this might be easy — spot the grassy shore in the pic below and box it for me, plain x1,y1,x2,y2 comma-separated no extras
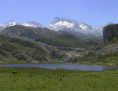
0,68,118,91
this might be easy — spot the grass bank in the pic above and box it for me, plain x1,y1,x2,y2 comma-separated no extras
0,67,118,91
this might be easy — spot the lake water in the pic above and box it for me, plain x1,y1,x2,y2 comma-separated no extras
0,63,118,71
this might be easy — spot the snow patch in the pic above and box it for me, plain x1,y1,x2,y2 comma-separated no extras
79,24,88,30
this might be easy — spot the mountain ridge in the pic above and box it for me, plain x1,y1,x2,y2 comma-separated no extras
0,17,103,38
2,25,103,49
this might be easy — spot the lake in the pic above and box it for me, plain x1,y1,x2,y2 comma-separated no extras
0,63,118,71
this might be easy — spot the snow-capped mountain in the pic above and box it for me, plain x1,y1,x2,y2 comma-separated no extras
6,20,17,27
49,17,93,31
23,21,42,27
0,20,18,31
0,20,42,28
0,18,103,37
48,17,103,37
0,21,42,31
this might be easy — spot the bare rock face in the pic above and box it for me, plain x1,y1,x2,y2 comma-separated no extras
103,24,118,43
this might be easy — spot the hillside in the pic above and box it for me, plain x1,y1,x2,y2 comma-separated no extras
0,34,91,63
78,24,118,66
78,43,118,66
2,25,103,49
0,34,69,63
103,24,118,43
0,35,49,63
0,25,104,63
3,24,118,65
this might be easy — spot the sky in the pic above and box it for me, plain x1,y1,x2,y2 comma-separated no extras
0,0,118,26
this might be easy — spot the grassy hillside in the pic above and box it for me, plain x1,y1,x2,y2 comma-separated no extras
78,52,118,66
0,68,118,91
0,35,49,63
2,25,103,49
0,34,70,63
4,25,118,65
0,34,88,63
77,41,118,66
75,24,118,66
78,36,118,66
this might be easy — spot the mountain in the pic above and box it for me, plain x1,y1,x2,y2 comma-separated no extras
103,24,118,43
0,21,18,31
0,26,4,32
23,21,43,27
48,17,103,38
0,34,91,64
49,17,92,31
0,34,70,63
0,22,118,65
0,20,42,31
2,20,17,27
78,24,118,66
77,42,118,66
2,25,103,49
0,17,103,38
0,34,47,63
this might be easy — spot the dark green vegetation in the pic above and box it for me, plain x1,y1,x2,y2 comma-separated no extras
103,24,118,43
0,68,118,91
0,24,118,65
0,34,66,63
0,35,46,63
78,51,118,66
2,25,102,48
0,25,103,63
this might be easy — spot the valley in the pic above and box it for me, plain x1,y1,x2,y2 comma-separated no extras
0,1,118,91
0,19,118,66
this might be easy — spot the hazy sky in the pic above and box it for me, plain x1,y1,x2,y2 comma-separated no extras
0,0,118,26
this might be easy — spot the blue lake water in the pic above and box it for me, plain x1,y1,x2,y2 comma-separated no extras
0,63,118,71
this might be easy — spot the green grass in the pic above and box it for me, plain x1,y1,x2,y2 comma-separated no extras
79,53,118,66
0,68,118,91
93,53,118,66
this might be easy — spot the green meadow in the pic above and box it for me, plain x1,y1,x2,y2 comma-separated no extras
0,67,118,91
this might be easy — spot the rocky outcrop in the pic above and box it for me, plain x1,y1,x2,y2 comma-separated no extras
97,44,118,55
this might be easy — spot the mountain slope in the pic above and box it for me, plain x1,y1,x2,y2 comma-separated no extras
0,34,49,63
0,34,68,63
2,25,103,49
77,43,118,66
0,34,91,63
78,24,118,66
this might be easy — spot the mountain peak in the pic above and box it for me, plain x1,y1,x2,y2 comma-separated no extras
6,20,17,26
0,18,103,37
49,17,93,32
51,17,61,24
49,17,77,31
51,17,78,24
23,21,42,27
